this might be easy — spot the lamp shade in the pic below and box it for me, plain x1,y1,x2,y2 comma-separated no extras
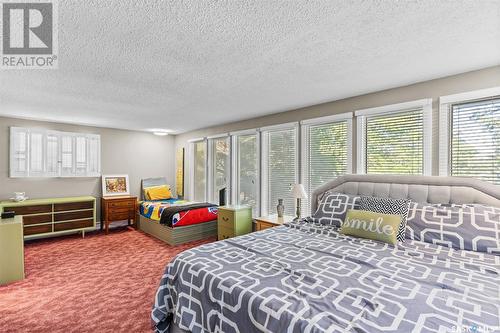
291,184,308,199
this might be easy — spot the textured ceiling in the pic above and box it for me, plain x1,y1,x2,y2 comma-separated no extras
1,0,499,134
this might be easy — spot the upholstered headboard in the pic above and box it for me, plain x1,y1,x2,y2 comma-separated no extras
141,177,168,200
311,175,500,212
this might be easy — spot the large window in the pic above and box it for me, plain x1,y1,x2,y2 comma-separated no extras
301,114,352,215
192,140,207,202
232,132,259,215
356,99,432,175
208,136,230,204
10,127,101,178
261,124,298,216
440,88,500,184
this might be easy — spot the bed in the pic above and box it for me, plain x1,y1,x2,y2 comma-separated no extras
152,175,500,333
138,177,218,246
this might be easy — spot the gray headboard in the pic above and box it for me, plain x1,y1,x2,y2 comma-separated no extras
141,177,169,200
311,175,500,212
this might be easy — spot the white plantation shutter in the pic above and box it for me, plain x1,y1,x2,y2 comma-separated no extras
193,140,207,202
451,97,499,184
233,132,259,216
302,119,350,215
9,127,101,177
262,125,298,216
209,136,230,204
365,110,424,174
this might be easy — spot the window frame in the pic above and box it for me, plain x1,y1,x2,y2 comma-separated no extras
355,99,432,175
188,138,208,202
207,134,231,205
260,122,299,216
439,86,500,178
300,112,353,215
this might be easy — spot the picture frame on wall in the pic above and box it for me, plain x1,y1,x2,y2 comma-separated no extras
102,174,130,197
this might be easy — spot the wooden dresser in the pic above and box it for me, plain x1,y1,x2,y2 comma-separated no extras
0,196,96,240
217,205,252,240
0,216,24,285
101,196,137,234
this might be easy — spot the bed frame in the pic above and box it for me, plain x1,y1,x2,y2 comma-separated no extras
138,177,217,246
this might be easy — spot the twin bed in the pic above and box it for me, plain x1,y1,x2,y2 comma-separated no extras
150,175,500,333
138,177,218,246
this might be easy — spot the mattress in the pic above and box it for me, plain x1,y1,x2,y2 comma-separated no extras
139,199,218,228
152,220,500,333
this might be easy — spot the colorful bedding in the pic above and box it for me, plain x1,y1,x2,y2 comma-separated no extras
139,199,218,228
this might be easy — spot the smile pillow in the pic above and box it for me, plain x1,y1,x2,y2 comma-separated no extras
340,209,402,245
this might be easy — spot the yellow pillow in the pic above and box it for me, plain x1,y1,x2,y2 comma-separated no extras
145,185,172,200
340,209,402,245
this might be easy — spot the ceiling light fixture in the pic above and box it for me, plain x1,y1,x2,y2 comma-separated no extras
153,131,169,136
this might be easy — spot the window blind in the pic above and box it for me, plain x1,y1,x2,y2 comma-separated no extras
235,134,259,215
305,121,348,214
263,127,297,215
193,141,207,201
210,137,230,204
366,110,424,175
451,97,499,184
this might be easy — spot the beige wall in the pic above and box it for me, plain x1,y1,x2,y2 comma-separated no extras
0,117,176,217
175,65,500,190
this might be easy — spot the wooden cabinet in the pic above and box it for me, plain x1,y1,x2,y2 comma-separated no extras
0,216,24,285
255,215,294,231
0,197,96,240
101,196,137,234
217,205,252,240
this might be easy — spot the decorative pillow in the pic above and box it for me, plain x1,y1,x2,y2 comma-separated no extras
312,192,360,227
145,185,172,200
406,203,500,254
340,209,401,245
360,196,410,242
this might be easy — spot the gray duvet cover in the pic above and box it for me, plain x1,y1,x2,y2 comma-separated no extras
152,220,500,333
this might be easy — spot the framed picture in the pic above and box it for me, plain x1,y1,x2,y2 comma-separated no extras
102,174,129,197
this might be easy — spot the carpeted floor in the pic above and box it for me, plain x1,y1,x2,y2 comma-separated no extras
0,227,214,333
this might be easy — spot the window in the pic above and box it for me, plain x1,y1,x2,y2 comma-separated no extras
261,124,298,216
232,131,259,215
440,87,500,184
356,99,432,175
9,127,101,178
192,140,207,202
301,113,352,215
208,136,230,204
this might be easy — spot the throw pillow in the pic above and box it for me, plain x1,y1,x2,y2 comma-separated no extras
312,192,360,227
340,209,401,245
145,185,172,200
360,196,411,242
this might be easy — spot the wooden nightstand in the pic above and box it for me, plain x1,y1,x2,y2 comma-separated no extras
217,205,252,240
101,196,137,234
255,215,295,231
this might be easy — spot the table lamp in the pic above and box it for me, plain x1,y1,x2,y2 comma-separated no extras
291,184,308,220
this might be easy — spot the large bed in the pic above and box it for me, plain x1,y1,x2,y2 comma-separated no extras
138,177,218,246
152,175,500,333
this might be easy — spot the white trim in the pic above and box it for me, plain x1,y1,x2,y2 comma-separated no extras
300,112,353,125
187,137,205,143
260,121,299,132
438,86,500,177
206,133,229,140
229,128,259,136
355,99,432,117
355,99,432,175
439,86,500,104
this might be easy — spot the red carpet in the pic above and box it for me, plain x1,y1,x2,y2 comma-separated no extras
0,227,214,333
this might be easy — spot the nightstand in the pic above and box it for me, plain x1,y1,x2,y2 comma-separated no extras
0,216,24,285
255,215,294,231
101,196,138,234
217,205,252,240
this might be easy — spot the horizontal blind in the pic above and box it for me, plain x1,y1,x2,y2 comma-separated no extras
366,110,423,174
451,97,499,184
193,141,207,202
236,134,259,215
306,121,348,214
210,137,230,204
265,128,297,215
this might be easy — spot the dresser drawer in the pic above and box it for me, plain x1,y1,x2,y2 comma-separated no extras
54,210,93,222
108,211,133,221
24,224,52,235
54,201,94,212
54,219,93,231
108,200,136,209
257,221,275,231
23,214,52,226
5,204,52,215
218,210,234,226
218,226,234,241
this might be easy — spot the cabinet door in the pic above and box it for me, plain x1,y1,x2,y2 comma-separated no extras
9,127,29,177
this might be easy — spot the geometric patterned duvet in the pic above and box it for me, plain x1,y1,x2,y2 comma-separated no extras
152,220,500,333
